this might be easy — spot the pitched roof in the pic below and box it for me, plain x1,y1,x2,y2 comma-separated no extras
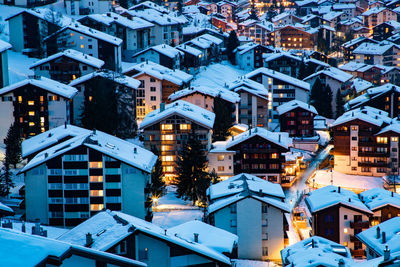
360,188,400,211
362,6,387,16
81,12,154,30
276,100,318,115
333,106,391,127
126,8,187,26
304,67,353,83
346,84,400,109
351,78,373,94
58,23,122,46
69,70,140,89
133,44,183,59
140,100,215,129
0,39,11,53
353,42,397,55
168,85,240,103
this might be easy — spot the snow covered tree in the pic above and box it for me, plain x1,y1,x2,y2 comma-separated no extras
0,163,14,197
116,85,137,138
226,30,240,64
175,131,210,205
4,123,21,168
212,95,235,141
335,89,345,119
150,148,166,199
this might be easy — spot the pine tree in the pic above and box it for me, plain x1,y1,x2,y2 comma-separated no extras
175,132,211,205
119,0,129,9
335,89,345,119
324,84,333,119
212,95,235,141
4,123,21,168
0,162,14,197
309,77,324,113
150,148,166,199
249,2,258,20
226,30,240,64
297,58,307,80
209,169,220,184
177,0,183,14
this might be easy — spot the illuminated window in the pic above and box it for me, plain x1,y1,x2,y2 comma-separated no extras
91,204,104,211
89,162,103,168
19,117,23,123
70,33,74,36
90,190,104,197
89,96,93,101
40,96,44,102
18,96,22,103
392,137,398,142
90,176,103,182
279,93,283,98
271,153,278,159
40,117,44,123
163,166,174,172
161,124,173,130
41,127,45,133
161,145,173,151
179,124,190,130
29,122,35,126
161,135,174,141
28,111,35,116
344,242,348,246
278,85,283,89
72,74,76,80
80,44,84,48
344,228,348,234
217,155,225,161
161,155,175,161
28,101,34,105
377,137,388,144
268,78,272,85
80,35,84,39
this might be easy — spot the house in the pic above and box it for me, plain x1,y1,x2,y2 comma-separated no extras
339,61,384,85
357,217,400,259
78,12,154,60
207,173,290,261
122,61,193,122
140,100,215,181
305,185,373,258
381,65,400,85
69,70,140,126
0,228,146,267
29,49,104,84
176,44,203,72
281,236,354,266
57,210,237,266
353,42,400,66
184,34,224,64
132,44,183,70
207,141,235,180
348,77,374,96
271,25,317,50
19,129,157,226
0,76,77,141
45,23,123,71
332,3,357,20
0,40,11,88
372,21,400,41
246,67,311,123
65,0,113,16
228,77,269,128
331,106,399,176
224,127,292,183
362,7,397,28
234,42,273,71
271,12,302,26
216,0,237,21
263,52,302,77
342,37,378,62
238,20,274,46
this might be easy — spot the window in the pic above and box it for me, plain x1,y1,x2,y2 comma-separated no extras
161,135,174,141
28,111,35,116
161,145,173,151
262,247,268,256
351,167,357,171
90,190,104,197
377,137,388,144
230,204,237,214
352,136,357,141
150,87,156,92
218,166,225,171
263,233,268,240
351,147,357,151
270,153,278,159
90,204,104,211
150,96,156,101
217,155,225,161
230,219,237,227
139,80,145,88
161,124,173,130
29,122,35,126
90,176,103,182
180,124,190,130
262,204,268,213
89,162,103,168
392,137,398,142
161,156,175,162
344,215,348,220
139,248,148,260
28,101,34,105
150,78,156,82
82,65,88,71
269,164,279,169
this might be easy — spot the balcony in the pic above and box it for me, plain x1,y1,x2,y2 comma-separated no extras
350,249,366,258
358,161,388,167
350,221,369,229
350,235,358,242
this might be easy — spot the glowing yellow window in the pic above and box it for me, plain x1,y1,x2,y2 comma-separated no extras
377,137,388,144
271,153,278,159
90,176,103,182
279,93,284,98
89,96,93,101
90,190,104,197
72,74,76,80
29,122,35,126
392,137,398,142
161,135,174,141
162,155,174,161
344,228,348,234
40,96,44,102
217,155,225,161
180,124,190,130
90,204,104,211
80,44,84,48
28,111,35,116
28,101,34,105
161,124,173,130
278,85,283,89
40,117,44,123
41,127,45,133
18,96,22,103
80,35,84,39
163,166,174,172
89,162,103,168
161,145,173,151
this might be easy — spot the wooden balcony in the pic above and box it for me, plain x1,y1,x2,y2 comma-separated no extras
350,249,366,258
350,221,369,229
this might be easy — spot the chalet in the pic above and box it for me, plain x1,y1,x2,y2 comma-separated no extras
362,7,397,28
207,141,235,180
263,52,302,77
207,173,290,261
271,12,302,26
238,20,274,46
182,27,228,44
342,37,378,62
372,21,400,41
332,3,357,20
132,44,183,70
339,61,384,85
29,49,104,84
176,44,203,72
65,0,113,16
140,100,215,181
19,129,157,226
271,25,317,50
234,42,273,71
0,40,11,88
184,34,224,64
0,76,77,140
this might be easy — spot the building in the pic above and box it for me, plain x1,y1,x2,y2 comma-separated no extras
207,173,290,261
57,210,237,267
305,185,373,258
271,12,302,26
271,25,317,50
19,129,157,226
140,100,215,181
132,44,183,70
65,0,113,16
263,52,302,77
207,141,235,180
362,7,397,28
277,100,318,137
0,40,11,88
238,20,274,46
342,37,378,62
29,49,104,84
184,34,224,64
352,42,400,66
0,76,77,140
176,43,203,72
224,127,292,183
0,228,146,267
234,42,273,71
281,236,354,266
122,61,193,122
228,77,269,128
339,62,384,85
78,12,154,60
372,21,400,41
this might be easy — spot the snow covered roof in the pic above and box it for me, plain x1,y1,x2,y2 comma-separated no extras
0,202,14,215
276,100,318,115
360,188,400,211
209,140,234,153
176,44,202,56
0,76,77,99
20,130,157,174
168,85,240,103
6,8,72,27
346,84,400,109
81,12,154,30
126,9,187,26
187,36,213,49
0,228,145,267
69,70,140,89
234,42,260,55
129,0,170,14
375,20,400,29
305,185,372,214
271,12,294,22
338,61,367,72
322,11,343,21
333,3,356,9
228,77,266,95
30,49,104,69
58,210,234,265
133,44,183,59
198,33,223,45
333,106,391,127
353,42,397,55
357,217,400,256
362,6,387,16
22,124,91,159
263,51,302,63
304,67,353,83
0,39,11,53
314,115,333,130
246,68,310,91
123,61,192,85
226,127,292,150
376,122,400,135
351,78,373,94
140,100,215,129
305,57,330,68
281,236,353,267
60,23,122,46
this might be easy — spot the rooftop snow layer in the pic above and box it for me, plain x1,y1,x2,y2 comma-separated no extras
360,188,400,211
333,106,391,127
81,12,154,30
61,23,122,46
176,44,202,56
304,67,353,83
0,76,77,99
347,84,400,109
168,85,240,103
246,68,310,91
362,6,387,16
276,100,318,115
140,100,215,129
353,42,397,55
69,70,140,89
126,8,186,26
134,44,183,59
351,78,373,94
0,39,11,53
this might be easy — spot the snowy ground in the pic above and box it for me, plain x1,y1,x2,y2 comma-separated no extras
191,61,247,89
8,51,37,83
152,186,204,228
232,259,278,267
316,130,330,146
0,5,25,42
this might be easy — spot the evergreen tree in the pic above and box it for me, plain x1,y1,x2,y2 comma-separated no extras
324,84,333,119
119,0,129,9
226,30,240,64
335,89,345,119
249,2,258,20
209,169,220,184
297,58,307,80
309,77,324,112
175,132,210,205
177,0,183,14
0,162,14,197
4,123,21,168
150,148,166,199
212,95,235,141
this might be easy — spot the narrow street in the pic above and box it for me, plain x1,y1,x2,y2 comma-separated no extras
284,145,334,212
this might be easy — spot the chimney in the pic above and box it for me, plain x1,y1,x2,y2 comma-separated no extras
338,259,345,267
338,186,341,193
377,226,381,239
164,229,167,235
279,134,281,142
146,59,148,64
32,219,41,236
107,12,111,17
312,238,315,248
348,198,351,202
382,231,386,243
384,245,390,261
21,222,25,233
232,135,234,141
194,233,199,242
259,189,262,194
86,233,93,247
64,121,67,129
134,147,137,154
93,129,97,134
392,191,394,197
160,103,165,112
44,153,48,158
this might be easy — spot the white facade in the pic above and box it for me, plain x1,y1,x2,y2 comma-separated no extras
207,150,234,180
7,14,24,52
236,49,255,71
65,0,112,16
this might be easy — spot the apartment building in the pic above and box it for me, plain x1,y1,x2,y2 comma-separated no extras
132,44,183,70
352,42,400,66
263,52,302,77
65,0,112,16
207,173,290,261
271,25,317,50
19,129,157,226
0,40,11,88
305,185,373,258
122,61,192,122
238,20,274,46
29,49,104,84
207,141,235,180
235,42,273,71
140,100,215,181
342,37,378,62
362,7,397,28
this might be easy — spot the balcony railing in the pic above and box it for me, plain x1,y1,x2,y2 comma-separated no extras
350,249,366,258
350,221,369,229
358,161,388,167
